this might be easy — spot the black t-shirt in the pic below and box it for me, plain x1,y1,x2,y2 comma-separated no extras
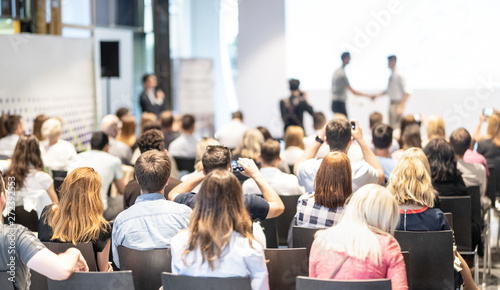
0,224,45,290
174,192,269,221
477,138,500,168
38,205,112,257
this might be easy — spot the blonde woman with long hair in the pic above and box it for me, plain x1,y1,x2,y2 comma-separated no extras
233,129,264,161
425,115,446,144
116,115,137,148
309,184,407,289
281,125,305,167
170,169,269,290
387,151,478,290
38,167,112,272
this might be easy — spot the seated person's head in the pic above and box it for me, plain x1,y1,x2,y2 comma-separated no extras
284,126,305,150
234,129,264,160
372,124,393,150
5,115,23,135
259,140,281,167
449,128,471,157
160,111,174,130
325,118,352,152
41,118,62,141
33,114,48,141
182,114,196,133
424,138,459,183
426,115,446,140
314,151,352,209
135,150,171,194
194,138,220,172
400,147,431,175
101,115,120,138
116,107,130,121
400,124,421,149
202,145,231,174
312,112,326,131
90,132,109,151
256,127,272,140
369,112,383,130
388,155,435,207
140,112,158,134
137,129,165,153
232,111,243,121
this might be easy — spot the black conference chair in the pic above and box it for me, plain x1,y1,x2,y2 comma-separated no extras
276,194,301,246
173,157,196,173
439,196,472,251
486,166,496,205
265,248,308,290
13,206,38,232
51,170,67,197
296,277,391,290
30,242,98,290
401,251,412,290
118,246,172,290
47,271,134,290
161,272,252,290
260,218,279,248
394,230,454,290
0,271,15,290
292,226,320,256
443,212,453,230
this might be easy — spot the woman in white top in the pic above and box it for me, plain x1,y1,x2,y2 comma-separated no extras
171,169,269,290
281,125,305,168
39,118,77,172
6,135,58,208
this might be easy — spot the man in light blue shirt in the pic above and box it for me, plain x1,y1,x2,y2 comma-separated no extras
112,150,192,269
372,123,398,184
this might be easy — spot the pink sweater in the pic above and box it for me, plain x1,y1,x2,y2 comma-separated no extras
309,233,408,290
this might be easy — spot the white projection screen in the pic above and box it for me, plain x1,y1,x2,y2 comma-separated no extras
286,0,500,133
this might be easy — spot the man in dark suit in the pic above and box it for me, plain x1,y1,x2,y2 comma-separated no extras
139,74,165,116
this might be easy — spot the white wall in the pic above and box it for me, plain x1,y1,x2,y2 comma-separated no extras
237,0,288,138
93,28,134,124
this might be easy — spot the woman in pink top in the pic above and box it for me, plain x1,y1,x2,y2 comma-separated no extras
309,184,407,290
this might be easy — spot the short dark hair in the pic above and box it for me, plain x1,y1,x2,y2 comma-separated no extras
326,118,351,152
372,124,393,149
160,111,174,129
5,115,22,134
90,132,109,150
116,107,129,120
449,128,471,156
257,126,272,140
289,79,300,91
137,129,165,153
313,112,326,130
135,150,171,193
260,140,280,164
341,52,350,61
232,111,243,120
142,73,154,84
388,55,397,61
182,114,195,131
369,112,383,129
202,145,231,174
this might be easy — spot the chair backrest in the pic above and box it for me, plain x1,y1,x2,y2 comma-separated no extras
276,194,301,245
43,242,97,271
487,166,496,203
265,248,308,290
260,218,279,248
0,272,15,290
13,206,38,232
118,246,171,290
443,212,453,230
494,164,500,196
47,271,134,290
51,170,67,198
161,272,252,290
292,226,319,256
296,276,391,290
466,186,482,230
438,196,472,251
400,251,412,290
394,230,454,290
173,157,196,172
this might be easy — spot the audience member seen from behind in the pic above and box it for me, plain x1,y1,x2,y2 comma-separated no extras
171,169,269,290
303,112,329,159
38,167,112,272
257,126,273,140
180,137,220,193
233,129,265,182
216,111,250,149
101,114,132,165
0,173,89,290
39,118,77,172
365,112,400,154
309,184,407,290
0,114,9,139
394,114,420,146
425,115,446,143
33,114,48,141
6,135,58,211
116,114,137,148
160,110,180,150
123,129,182,209
294,152,351,229
476,112,500,170
372,124,398,184
280,78,314,132
281,126,305,168
112,150,192,269
388,153,478,290
140,112,158,134
391,124,422,160
242,139,303,196
473,109,499,142
115,107,131,122
168,114,197,159
0,115,24,158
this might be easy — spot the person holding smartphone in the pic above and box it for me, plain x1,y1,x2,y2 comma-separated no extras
139,74,165,117
280,78,314,133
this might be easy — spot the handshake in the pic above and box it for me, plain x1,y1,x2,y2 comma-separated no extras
366,92,385,101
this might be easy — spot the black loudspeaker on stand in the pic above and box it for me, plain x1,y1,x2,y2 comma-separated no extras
100,41,120,115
